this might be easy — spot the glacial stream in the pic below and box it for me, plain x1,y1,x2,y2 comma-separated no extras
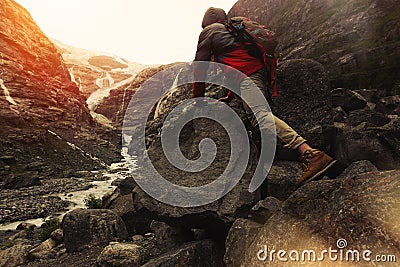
0,161,132,231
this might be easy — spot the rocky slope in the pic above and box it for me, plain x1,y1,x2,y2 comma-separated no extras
229,0,400,91
0,0,123,175
6,58,399,266
1,0,400,266
0,0,123,225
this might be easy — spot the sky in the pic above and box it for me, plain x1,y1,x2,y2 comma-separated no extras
15,0,238,65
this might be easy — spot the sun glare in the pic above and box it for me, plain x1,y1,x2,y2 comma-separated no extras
14,0,238,64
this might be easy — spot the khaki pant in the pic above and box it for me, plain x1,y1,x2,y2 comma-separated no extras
240,69,306,151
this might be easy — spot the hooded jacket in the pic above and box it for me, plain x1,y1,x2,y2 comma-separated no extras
193,7,264,97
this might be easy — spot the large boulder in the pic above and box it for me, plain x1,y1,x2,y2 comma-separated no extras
62,209,129,252
123,63,262,236
331,88,367,113
272,59,333,150
330,121,400,169
0,243,31,267
97,242,143,267
224,161,400,266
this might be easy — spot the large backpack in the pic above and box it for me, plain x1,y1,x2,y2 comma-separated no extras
226,16,278,98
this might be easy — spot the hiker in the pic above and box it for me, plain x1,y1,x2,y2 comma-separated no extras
192,7,337,185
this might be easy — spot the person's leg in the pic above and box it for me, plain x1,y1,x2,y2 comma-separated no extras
240,70,337,185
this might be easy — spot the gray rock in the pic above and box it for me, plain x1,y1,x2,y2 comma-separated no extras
225,165,400,266
229,0,400,90
62,209,129,252
331,88,368,113
353,89,382,103
107,193,151,236
273,59,332,149
149,220,193,251
348,109,390,127
0,156,17,165
16,222,36,231
97,242,143,267
142,240,224,267
224,218,263,267
0,243,31,267
28,238,57,260
377,95,400,115
249,197,283,224
3,172,41,189
330,122,400,169
125,72,261,233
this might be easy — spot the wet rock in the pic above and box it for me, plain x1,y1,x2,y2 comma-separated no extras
106,193,151,236
353,89,383,103
0,242,31,267
25,162,45,172
331,88,368,113
142,240,224,267
62,209,129,252
225,162,400,266
96,242,143,267
3,172,41,189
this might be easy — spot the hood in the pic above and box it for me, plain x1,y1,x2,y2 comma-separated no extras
201,7,227,28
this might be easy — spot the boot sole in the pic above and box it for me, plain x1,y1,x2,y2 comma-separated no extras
297,159,338,186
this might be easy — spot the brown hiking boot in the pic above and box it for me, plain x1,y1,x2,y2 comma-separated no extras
296,149,337,185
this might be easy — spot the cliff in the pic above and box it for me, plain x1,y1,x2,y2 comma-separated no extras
229,0,400,91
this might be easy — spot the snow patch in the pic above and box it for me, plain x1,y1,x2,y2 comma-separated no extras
0,78,17,105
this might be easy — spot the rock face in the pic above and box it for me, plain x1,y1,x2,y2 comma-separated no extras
225,161,400,266
272,59,332,149
0,0,121,178
62,209,129,252
229,0,400,91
